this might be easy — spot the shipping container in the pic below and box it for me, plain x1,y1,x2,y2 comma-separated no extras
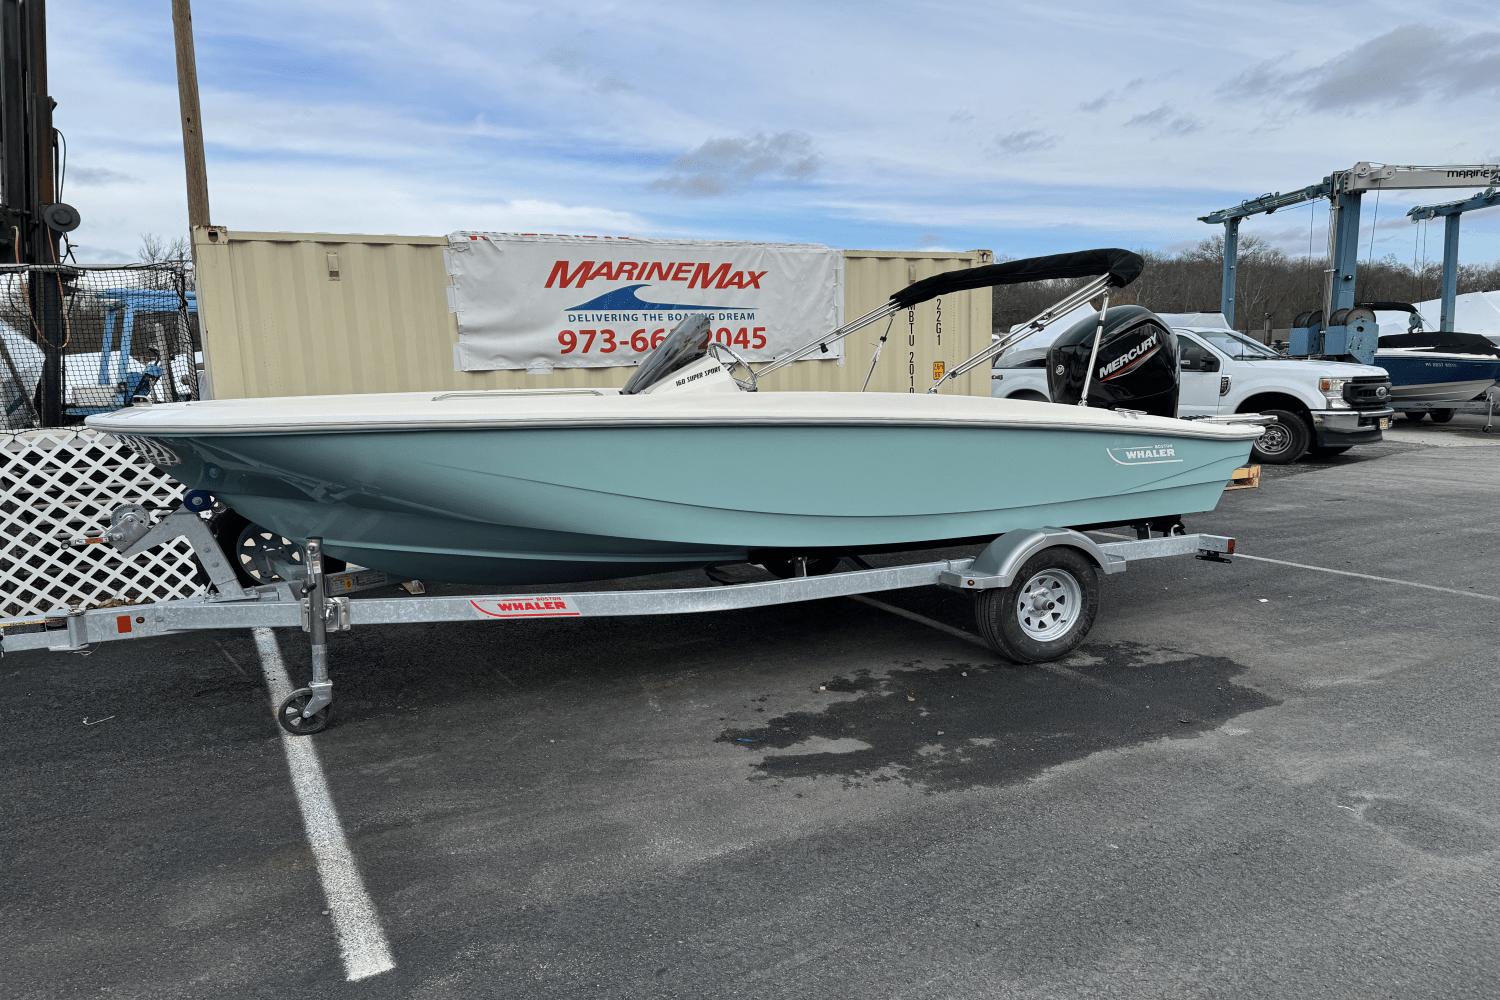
191,227,993,398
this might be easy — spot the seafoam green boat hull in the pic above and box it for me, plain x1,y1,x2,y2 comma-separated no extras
143,423,1253,584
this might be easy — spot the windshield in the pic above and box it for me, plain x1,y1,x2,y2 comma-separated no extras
620,315,712,395
1190,328,1280,360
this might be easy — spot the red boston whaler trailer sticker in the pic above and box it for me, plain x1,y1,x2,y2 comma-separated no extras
469,597,582,619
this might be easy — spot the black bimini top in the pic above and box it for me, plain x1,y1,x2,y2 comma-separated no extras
889,249,1144,309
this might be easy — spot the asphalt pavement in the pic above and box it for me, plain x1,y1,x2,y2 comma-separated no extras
3,427,1499,999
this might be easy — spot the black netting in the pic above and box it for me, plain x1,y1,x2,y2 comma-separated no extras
0,260,198,430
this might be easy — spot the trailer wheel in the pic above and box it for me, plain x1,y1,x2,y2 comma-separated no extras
975,547,1099,663
277,688,332,735
1429,409,1456,424
1250,408,1311,464
1402,411,1427,423
211,510,345,586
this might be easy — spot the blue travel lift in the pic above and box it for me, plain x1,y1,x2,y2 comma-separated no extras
1199,161,1500,364
1406,188,1500,333
66,287,198,418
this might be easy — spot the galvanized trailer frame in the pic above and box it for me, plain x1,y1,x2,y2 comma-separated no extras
1,503,1236,735
1391,387,1498,432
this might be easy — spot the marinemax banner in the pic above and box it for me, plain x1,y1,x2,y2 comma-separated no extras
446,233,844,371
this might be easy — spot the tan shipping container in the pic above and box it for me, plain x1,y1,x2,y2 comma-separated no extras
192,227,993,399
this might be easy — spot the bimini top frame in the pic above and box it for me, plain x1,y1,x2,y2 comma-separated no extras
753,248,1145,394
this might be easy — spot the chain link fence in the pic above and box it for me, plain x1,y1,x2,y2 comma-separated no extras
0,260,198,430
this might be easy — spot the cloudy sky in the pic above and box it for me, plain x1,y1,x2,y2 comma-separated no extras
51,0,1500,270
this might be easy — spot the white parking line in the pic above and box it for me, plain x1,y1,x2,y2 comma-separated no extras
1091,531,1500,604
253,628,396,982
851,595,990,649
1232,553,1500,603
851,596,1122,692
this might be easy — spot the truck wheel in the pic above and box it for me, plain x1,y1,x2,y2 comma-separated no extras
1009,390,1049,402
1250,408,1311,464
1429,409,1456,424
974,548,1100,663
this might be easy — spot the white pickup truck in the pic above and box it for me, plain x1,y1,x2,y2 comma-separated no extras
991,325,1395,464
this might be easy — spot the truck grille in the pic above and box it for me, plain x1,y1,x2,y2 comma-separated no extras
1343,375,1392,409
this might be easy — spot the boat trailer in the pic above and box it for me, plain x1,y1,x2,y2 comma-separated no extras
1392,386,1498,432
1,503,1237,735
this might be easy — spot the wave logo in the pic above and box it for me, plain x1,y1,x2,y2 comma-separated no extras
566,283,738,313
1106,444,1182,466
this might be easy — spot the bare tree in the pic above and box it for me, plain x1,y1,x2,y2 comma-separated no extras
992,239,1500,334
135,233,194,291
137,233,190,263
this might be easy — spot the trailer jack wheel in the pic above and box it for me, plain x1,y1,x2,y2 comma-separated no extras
974,547,1100,663
277,687,333,735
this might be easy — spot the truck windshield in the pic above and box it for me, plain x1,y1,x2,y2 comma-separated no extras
1192,329,1280,360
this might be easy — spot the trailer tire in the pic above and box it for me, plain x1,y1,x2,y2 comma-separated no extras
1250,408,1311,464
975,547,1099,664
1402,411,1427,423
277,688,333,735
1429,409,1456,424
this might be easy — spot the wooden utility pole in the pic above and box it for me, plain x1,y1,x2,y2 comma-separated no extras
171,0,209,229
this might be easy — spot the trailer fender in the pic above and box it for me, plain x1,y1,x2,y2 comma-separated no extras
938,528,1119,591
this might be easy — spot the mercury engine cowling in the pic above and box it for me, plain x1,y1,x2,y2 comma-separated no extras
1046,305,1179,418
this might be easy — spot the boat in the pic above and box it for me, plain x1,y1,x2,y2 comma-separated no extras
1375,347,1498,404
1366,301,1500,404
88,249,1265,586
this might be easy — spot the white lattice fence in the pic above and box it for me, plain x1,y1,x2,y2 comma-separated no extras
2,428,204,617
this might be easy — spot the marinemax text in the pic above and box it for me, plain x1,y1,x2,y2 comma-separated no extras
546,259,769,290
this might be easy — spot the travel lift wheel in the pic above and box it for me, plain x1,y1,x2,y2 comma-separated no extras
974,547,1100,663
277,688,333,735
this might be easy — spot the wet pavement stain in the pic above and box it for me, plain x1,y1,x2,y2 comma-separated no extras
718,640,1277,792
1337,793,1500,857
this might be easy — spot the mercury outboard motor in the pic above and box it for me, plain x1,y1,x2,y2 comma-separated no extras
1046,305,1179,418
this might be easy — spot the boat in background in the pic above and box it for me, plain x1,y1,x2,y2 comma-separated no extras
1366,301,1500,405
90,250,1264,586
